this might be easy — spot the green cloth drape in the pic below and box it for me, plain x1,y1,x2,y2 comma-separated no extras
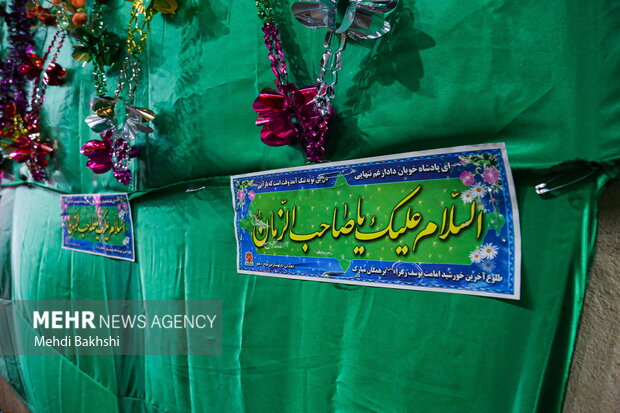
1,0,619,412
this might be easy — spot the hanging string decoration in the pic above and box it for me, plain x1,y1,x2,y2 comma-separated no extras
81,0,177,185
1,0,67,181
71,1,122,97
253,0,398,163
253,0,332,163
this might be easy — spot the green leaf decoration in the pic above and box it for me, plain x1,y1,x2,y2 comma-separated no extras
153,0,178,14
72,46,92,63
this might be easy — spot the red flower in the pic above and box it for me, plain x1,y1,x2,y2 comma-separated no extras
80,131,139,184
8,134,54,181
18,53,44,79
80,131,115,173
43,62,66,86
9,135,52,164
18,54,65,85
252,84,319,146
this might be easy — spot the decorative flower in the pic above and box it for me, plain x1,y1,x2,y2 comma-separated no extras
292,0,399,40
461,190,474,203
459,170,475,186
480,260,495,272
252,84,321,147
80,130,115,174
18,53,45,79
482,167,500,184
248,190,256,201
7,133,54,181
237,190,245,201
470,183,487,198
72,27,122,67
43,62,66,85
123,236,130,246
85,97,155,139
469,249,483,263
480,243,498,260
80,130,138,184
19,53,66,85
0,105,28,144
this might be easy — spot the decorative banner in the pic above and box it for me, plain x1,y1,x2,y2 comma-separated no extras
61,193,135,261
231,144,521,299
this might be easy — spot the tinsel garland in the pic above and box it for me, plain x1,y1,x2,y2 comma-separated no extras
0,0,36,125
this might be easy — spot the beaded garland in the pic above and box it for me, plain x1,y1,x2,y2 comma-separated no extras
253,0,332,163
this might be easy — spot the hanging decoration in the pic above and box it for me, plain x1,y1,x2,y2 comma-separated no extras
27,0,90,29
80,0,177,185
253,0,397,163
26,0,122,90
19,49,66,85
291,0,397,40
71,0,122,97
1,0,35,154
253,0,331,163
13,30,66,181
291,0,397,121
1,0,66,181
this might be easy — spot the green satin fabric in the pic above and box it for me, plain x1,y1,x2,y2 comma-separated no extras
1,0,619,412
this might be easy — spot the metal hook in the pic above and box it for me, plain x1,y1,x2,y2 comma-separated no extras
535,161,600,195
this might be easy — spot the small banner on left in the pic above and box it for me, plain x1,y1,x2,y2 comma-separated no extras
60,193,135,261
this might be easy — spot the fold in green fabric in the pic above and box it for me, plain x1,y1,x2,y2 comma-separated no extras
0,170,613,413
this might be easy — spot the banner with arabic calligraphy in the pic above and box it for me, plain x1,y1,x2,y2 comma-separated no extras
231,144,521,299
61,193,135,261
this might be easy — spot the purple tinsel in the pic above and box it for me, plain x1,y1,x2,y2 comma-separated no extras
0,0,36,122
262,23,289,92
257,22,331,163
